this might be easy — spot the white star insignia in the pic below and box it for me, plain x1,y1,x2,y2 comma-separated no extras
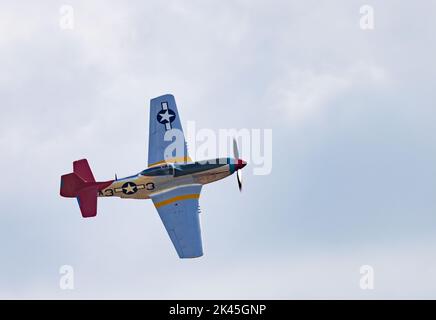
123,183,136,194
159,110,174,123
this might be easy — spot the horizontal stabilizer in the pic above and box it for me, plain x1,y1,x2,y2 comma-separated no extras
73,159,96,182
77,186,98,218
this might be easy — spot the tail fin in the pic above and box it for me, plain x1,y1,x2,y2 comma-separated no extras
60,159,113,218
60,173,86,197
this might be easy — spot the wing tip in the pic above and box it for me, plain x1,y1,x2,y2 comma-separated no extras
178,252,204,259
151,93,175,103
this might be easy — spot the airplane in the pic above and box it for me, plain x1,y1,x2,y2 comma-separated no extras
60,94,247,258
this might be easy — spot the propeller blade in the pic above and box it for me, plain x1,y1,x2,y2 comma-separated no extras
237,168,242,191
233,138,244,191
233,138,239,159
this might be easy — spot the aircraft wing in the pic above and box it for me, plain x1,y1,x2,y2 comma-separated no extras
150,184,203,258
148,94,191,167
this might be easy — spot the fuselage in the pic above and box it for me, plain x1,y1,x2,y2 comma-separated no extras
98,157,241,199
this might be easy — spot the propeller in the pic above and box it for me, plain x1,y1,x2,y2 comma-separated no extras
233,138,239,159
237,169,242,191
233,138,245,192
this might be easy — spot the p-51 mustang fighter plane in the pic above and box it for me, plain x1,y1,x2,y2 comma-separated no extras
60,94,246,258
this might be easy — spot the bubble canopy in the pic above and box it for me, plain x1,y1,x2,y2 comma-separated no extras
140,158,230,177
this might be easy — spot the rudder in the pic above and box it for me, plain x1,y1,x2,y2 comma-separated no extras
60,173,85,198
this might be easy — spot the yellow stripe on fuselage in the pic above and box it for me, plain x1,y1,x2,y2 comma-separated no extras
154,194,200,208
148,156,192,168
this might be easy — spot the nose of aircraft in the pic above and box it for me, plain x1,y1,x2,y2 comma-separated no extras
235,159,247,170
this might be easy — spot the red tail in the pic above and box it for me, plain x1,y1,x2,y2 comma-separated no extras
60,159,113,218
73,159,95,182
60,173,85,197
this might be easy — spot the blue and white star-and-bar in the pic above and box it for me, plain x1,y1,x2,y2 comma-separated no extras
157,101,176,130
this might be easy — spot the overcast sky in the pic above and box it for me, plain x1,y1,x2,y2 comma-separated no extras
1,0,436,299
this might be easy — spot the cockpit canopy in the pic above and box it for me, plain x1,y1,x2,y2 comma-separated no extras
140,158,229,177
140,164,174,176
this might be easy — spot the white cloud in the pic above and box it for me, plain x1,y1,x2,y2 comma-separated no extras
3,239,436,299
268,62,389,124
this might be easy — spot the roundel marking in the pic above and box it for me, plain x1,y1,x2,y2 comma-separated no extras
122,182,138,195
157,108,176,125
